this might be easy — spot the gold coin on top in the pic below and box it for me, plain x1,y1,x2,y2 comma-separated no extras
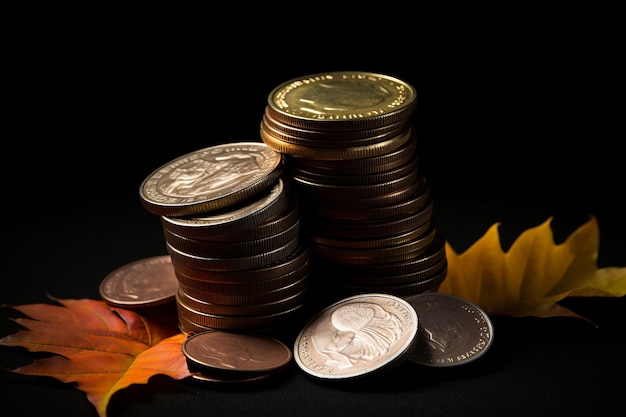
266,71,417,131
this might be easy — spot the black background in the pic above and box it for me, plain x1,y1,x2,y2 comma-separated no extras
2,9,624,417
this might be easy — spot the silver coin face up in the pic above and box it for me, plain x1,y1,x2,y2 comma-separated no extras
293,293,419,380
139,142,282,217
404,292,494,367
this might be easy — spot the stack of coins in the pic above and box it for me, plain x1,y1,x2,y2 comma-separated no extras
139,142,310,336
260,72,447,306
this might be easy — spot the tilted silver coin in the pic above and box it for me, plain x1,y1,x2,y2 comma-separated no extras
293,293,419,380
139,142,282,217
404,292,494,367
99,255,178,308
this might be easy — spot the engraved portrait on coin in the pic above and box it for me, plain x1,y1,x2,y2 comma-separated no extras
297,81,391,112
418,301,469,353
160,152,264,197
405,293,494,367
294,293,418,380
312,302,404,370
139,142,282,216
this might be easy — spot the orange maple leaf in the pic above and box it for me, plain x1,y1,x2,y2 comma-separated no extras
0,296,192,417
439,216,626,321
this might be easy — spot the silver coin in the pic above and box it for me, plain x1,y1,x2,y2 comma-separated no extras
139,142,282,217
404,292,494,367
293,293,418,380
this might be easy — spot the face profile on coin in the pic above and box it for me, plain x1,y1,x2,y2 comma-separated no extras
293,293,419,380
99,255,179,308
404,292,494,367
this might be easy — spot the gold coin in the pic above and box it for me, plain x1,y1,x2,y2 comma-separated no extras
262,107,410,141
261,124,413,160
284,130,417,175
266,71,417,131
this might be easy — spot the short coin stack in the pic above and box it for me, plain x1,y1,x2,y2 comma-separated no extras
260,72,447,306
139,142,310,336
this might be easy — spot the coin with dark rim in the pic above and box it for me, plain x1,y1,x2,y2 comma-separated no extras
404,292,494,367
293,293,418,380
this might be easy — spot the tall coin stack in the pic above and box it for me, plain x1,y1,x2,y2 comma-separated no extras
260,71,447,307
139,142,310,336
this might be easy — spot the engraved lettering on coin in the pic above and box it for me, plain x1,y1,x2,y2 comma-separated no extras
270,72,416,122
294,293,418,379
405,293,494,367
99,255,178,307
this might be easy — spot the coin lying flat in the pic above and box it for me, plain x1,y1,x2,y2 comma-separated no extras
293,293,418,380
404,292,494,367
99,255,178,308
182,331,293,379
139,142,282,217
266,71,417,131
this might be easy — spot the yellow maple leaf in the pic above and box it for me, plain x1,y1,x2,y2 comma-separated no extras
0,296,192,417
438,215,626,320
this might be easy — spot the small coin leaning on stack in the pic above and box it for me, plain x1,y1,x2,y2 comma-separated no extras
260,71,447,306
139,142,310,336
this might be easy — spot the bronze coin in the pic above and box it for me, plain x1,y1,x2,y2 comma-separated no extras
182,331,293,375
99,255,178,308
